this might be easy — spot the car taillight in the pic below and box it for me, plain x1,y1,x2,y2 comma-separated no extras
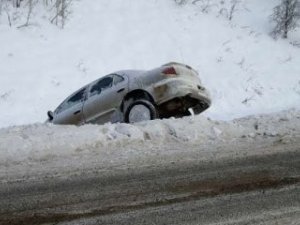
162,67,177,76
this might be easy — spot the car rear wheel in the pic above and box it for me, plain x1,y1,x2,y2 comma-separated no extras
124,99,158,123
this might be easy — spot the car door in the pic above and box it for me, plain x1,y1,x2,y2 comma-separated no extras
53,87,87,125
83,74,128,124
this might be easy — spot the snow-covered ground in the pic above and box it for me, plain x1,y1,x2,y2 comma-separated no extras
0,108,299,181
0,0,299,128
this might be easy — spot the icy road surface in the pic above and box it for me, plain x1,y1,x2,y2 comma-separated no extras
0,110,299,224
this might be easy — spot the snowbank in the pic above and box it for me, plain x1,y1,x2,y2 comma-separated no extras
0,109,299,182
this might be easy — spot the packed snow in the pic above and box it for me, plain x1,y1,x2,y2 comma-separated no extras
0,108,299,182
0,0,299,128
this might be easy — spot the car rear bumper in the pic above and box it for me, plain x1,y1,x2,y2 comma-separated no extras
153,78,211,106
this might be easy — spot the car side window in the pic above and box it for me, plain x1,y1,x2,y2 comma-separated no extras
90,76,113,96
113,74,125,85
56,88,86,114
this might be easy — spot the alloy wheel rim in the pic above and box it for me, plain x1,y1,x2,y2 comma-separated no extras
128,104,151,123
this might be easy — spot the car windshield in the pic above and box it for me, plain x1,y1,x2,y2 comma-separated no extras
55,88,86,114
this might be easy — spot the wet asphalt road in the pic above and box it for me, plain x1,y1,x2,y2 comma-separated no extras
0,139,299,225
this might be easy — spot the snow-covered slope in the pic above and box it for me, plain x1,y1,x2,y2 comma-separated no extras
0,0,299,128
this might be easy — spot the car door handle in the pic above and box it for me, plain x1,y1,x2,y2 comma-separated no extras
117,88,125,93
73,110,81,115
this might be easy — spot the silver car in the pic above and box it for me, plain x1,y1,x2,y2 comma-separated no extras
47,62,211,125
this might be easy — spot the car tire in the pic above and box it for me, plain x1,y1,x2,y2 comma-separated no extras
124,99,158,123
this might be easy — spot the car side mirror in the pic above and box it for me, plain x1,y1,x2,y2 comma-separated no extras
47,111,54,121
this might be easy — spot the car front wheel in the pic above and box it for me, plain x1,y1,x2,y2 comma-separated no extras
124,99,158,123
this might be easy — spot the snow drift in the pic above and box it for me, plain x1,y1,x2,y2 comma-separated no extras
0,109,299,182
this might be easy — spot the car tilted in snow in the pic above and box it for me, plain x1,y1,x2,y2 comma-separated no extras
47,62,211,125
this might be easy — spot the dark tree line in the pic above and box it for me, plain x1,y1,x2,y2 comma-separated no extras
5,0,23,8
1,0,71,28
270,0,300,38
173,0,300,39
2,0,300,35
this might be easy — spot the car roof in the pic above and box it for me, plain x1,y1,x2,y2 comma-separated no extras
115,70,146,78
